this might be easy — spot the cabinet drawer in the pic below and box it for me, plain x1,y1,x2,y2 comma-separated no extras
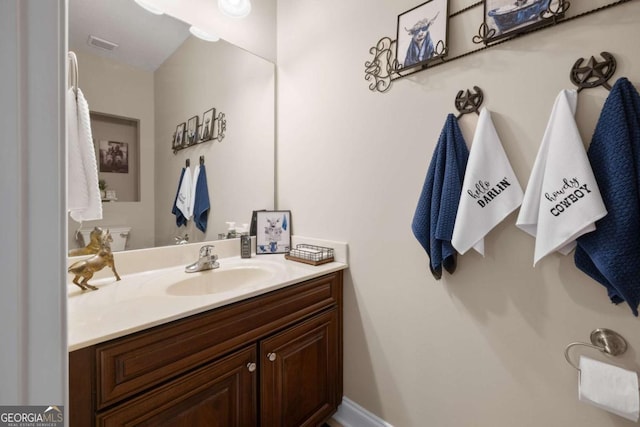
95,272,340,409
97,346,257,427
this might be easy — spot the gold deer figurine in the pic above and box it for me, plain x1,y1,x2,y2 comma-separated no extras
68,229,121,291
69,226,106,257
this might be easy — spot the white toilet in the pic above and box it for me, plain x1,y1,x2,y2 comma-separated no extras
78,226,131,252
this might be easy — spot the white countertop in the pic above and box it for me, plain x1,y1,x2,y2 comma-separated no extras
67,237,348,352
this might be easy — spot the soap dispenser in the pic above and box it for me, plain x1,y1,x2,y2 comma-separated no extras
225,222,237,239
240,234,251,258
236,223,251,257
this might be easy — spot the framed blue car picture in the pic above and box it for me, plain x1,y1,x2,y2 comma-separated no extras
396,0,449,71
484,0,559,42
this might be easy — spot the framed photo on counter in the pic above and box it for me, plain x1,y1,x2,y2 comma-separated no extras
256,210,291,254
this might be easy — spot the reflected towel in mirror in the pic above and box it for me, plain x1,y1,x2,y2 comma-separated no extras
68,87,102,222
172,167,187,227
192,164,210,232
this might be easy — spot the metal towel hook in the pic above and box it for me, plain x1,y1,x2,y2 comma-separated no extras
564,328,628,371
68,51,79,99
569,51,617,93
454,86,483,119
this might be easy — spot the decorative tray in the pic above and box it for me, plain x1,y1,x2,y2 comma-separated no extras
285,244,335,266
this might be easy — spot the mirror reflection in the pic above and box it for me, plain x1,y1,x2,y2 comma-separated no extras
67,0,275,252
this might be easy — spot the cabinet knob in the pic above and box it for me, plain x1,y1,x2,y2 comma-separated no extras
267,352,277,362
247,362,257,372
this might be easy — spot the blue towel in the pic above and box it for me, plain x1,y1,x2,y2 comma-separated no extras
574,77,640,316
171,168,187,227
412,114,469,279
193,165,211,232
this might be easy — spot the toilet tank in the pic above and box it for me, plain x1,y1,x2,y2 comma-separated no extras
78,226,131,252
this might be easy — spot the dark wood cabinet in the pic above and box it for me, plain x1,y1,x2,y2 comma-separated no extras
69,271,343,427
260,309,339,427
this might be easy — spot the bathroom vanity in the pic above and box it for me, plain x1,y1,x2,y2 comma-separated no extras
67,240,346,426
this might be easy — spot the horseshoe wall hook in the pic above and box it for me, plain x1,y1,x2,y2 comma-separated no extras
455,86,484,119
570,51,617,92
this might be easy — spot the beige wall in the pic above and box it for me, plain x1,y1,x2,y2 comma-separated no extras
277,1,640,426
154,36,275,247
66,50,155,250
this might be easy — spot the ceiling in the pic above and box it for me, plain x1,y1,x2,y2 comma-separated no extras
69,0,191,72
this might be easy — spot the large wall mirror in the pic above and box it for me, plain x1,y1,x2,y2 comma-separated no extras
67,0,275,252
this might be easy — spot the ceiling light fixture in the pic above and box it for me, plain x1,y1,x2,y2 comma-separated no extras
133,0,164,15
218,0,252,18
189,26,220,42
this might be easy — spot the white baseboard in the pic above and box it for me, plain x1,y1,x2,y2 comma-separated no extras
332,397,394,427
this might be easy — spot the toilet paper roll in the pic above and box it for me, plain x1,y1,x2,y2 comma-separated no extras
579,356,639,421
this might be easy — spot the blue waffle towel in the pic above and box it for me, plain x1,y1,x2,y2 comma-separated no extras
575,77,640,316
193,165,211,232
171,168,187,227
412,114,469,279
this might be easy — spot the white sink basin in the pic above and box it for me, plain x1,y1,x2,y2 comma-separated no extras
165,266,276,296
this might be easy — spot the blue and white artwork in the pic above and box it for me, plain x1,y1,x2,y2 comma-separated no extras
256,211,291,254
485,0,556,39
396,0,448,70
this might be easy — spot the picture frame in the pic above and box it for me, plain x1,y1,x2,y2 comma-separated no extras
396,0,449,71
186,115,199,146
256,210,291,254
200,108,216,142
174,122,186,149
484,0,558,42
98,140,129,173
250,209,267,236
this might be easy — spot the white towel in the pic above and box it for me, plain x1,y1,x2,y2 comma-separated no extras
68,88,102,222
189,164,200,219
516,89,607,266
452,108,523,255
579,356,639,421
176,165,192,220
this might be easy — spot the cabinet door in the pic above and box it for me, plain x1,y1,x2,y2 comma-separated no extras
97,346,257,427
260,309,339,427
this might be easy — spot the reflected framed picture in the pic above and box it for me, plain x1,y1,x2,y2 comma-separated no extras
484,0,558,42
174,122,185,149
186,115,199,146
200,108,215,142
396,0,449,71
256,210,291,254
98,140,129,173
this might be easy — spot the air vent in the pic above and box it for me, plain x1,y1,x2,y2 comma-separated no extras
87,35,119,51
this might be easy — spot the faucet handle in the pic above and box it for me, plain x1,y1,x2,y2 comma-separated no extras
199,245,216,257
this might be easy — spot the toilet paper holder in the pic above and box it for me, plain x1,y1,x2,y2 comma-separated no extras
564,328,628,371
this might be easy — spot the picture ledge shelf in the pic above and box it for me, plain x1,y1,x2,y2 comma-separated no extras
172,109,227,154
365,0,632,93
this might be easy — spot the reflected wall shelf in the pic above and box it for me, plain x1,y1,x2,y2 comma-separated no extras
172,110,227,154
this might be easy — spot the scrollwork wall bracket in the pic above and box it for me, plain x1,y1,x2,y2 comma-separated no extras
365,0,629,93
364,37,401,93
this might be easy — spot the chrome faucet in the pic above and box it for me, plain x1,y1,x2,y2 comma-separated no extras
185,244,220,273
175,233,189,245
